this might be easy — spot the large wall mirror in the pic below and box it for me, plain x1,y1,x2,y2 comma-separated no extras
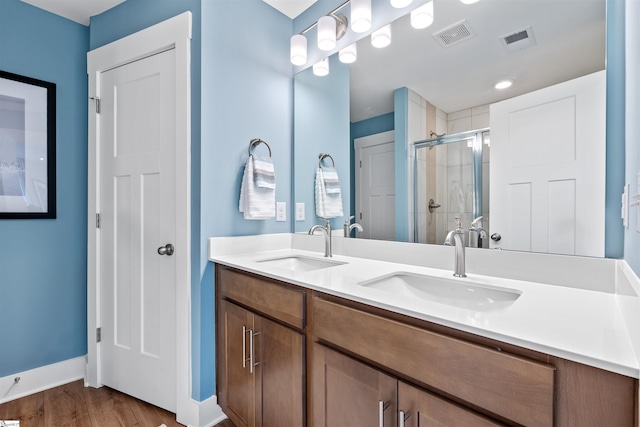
294,0,606,256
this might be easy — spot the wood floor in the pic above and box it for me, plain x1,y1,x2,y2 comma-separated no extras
0,380,235,427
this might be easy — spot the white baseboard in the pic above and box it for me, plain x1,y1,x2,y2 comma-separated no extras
0,356,86,404
197,394,227,427
178,393,226,427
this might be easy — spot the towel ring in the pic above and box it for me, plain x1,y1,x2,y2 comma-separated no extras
248,138,272,157
318,153,335,168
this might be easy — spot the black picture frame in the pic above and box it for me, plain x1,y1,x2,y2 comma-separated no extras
0,70,56,219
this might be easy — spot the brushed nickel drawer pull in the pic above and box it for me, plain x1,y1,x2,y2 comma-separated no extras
399,410,411,427
379,400,390,427
249,330,262,374
242,326,251,369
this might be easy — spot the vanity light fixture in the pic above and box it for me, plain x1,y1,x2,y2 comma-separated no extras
411,1,434,29
290,3,349,65
318,15,337,51
495,79,514,89
390,0,413,8
339,43,358,63
351,0,372,33
460,0,480,4
313,58,330,76
290,34,308,66
371,24,392,48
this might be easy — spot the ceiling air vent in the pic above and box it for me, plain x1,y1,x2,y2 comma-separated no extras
500,26,536,52
433,20,476,48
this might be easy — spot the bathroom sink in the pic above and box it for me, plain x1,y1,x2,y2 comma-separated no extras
358,272,521,312
256,255,346,272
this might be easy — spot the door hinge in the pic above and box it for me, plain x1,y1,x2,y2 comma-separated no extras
96,327,101,343
360,160,362,168
96,213,100,229
89,96,101,114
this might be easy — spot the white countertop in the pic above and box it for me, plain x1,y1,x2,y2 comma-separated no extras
208,234,640,379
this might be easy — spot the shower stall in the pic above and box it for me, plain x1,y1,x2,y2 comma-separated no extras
413,128,490,246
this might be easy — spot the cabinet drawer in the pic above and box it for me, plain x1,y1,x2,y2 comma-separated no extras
312,297,554,427
217,266,305,329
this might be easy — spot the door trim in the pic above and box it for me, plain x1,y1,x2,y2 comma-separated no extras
87,12,194,425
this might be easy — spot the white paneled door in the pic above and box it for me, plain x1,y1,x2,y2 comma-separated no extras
100,48,177,412
355,131,396,241
489,71,606,256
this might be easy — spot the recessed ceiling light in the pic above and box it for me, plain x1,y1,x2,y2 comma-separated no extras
494,79,514,89
460,0,480,4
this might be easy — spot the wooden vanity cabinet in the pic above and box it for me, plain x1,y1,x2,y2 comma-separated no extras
216,266,305,427
312,343,504,427
215,265,638,427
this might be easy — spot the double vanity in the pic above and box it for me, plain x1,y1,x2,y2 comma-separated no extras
209,233,639,426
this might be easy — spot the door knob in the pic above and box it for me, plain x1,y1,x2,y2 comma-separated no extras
157,243,175,256
490,233,502,241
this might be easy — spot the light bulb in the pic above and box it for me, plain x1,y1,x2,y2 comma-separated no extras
313,58,330,76
494,79,514,89
290,34,307,66
351,0,372,33
371,25,392,48
339,43,358,63
411,1,434,29
317,16,337,51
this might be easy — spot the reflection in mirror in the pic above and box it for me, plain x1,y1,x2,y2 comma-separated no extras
293,0,606,255
413,128,490,247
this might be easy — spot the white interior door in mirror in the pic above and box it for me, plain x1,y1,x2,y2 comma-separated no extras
490,70,606,256
355,131,396,241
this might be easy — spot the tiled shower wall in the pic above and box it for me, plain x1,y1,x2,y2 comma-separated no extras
417,103,491,245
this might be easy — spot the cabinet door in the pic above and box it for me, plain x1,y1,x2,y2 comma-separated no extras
312,343,397,427
255,315,304,427
219,300,256,427
398,382,504,427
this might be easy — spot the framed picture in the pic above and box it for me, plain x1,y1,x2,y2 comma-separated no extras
0,70,56,219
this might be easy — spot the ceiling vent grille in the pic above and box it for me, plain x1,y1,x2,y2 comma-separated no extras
433,20,476,48
500,26,536,52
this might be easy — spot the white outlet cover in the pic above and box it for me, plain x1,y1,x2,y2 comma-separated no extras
296,203,305,221
276,202,286,222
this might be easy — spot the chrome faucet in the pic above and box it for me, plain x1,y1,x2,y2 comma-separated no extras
468,216,488,248
344,215,363,238
309,219,332,257
444,217,467,277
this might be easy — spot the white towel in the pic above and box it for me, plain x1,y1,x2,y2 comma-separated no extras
315,167,343,218
239,155,275,220
321,166,341,194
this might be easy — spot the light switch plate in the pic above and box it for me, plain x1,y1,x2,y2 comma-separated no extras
622,184,629,228
295,203,305,221
637,172,640,232
276,202,286,222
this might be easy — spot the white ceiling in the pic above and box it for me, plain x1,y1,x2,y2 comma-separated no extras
349,0,606,122
262,0,317,18
20,0,126,25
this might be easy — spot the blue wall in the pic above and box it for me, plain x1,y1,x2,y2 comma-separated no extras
0,0,89,377
294,54,350,232
606,0,626,258
200,0,293,400
625,0,640,274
